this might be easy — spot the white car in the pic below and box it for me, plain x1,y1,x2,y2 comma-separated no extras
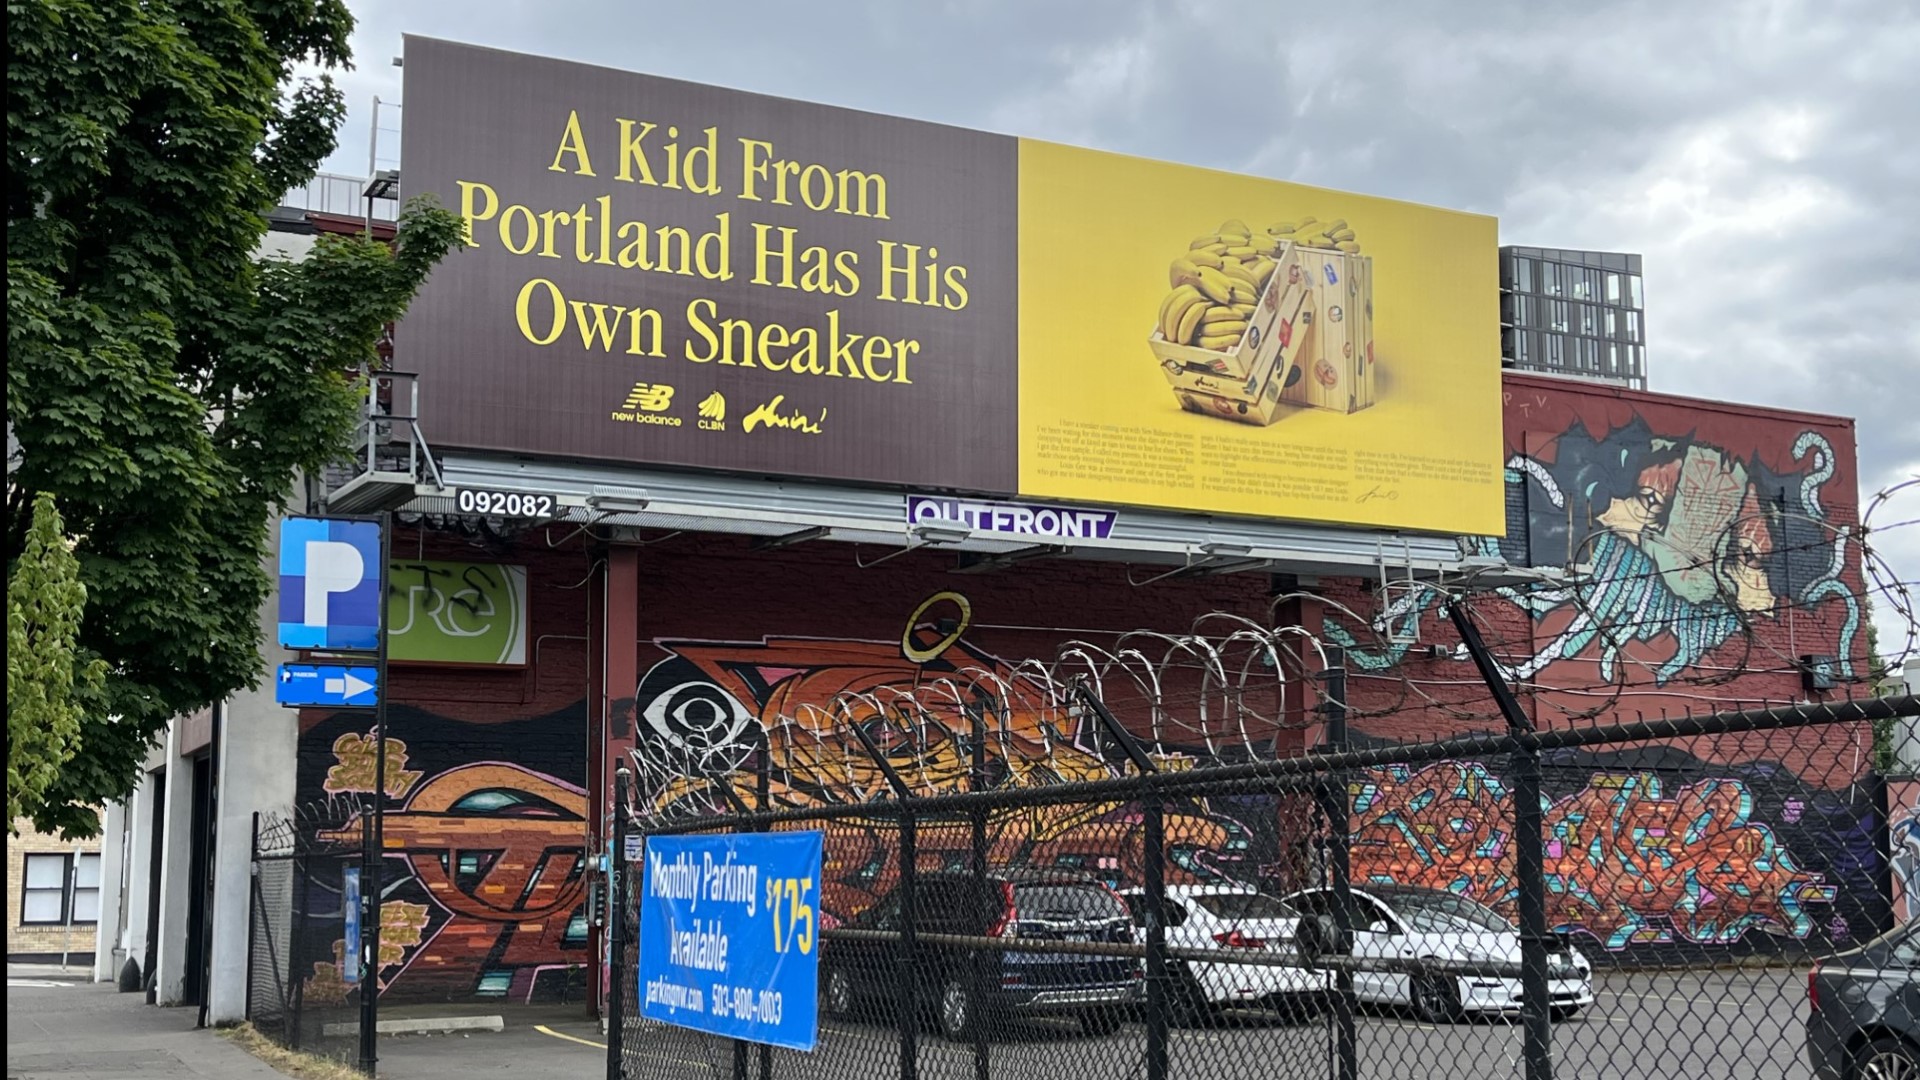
1121,884,1332,1020
1280,885,1594,1022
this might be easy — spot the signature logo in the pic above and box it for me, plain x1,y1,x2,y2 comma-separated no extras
621,383,674,412
1356,484,1400,504
742,395,826,435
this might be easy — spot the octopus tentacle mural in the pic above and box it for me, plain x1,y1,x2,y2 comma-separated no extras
1328,418,1859,686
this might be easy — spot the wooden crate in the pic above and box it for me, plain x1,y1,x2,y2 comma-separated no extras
1151,243,1323,426
1280,248,1375,414
1149,241,1301,385
1169,287,1317,427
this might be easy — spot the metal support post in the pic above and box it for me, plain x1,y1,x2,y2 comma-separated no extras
1318,648,1358,1080
358,511,392,1075
1449,602,1552,1080
968,703,991,1080
245,813,259,1021
1142,788,1168,1080
607,768,630,1080
847,719,918,1080
1073,685,1165,1080
757,755,773,1080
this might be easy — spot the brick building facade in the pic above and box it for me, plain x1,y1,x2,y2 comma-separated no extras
263,370,1880,1007
8,813,101,964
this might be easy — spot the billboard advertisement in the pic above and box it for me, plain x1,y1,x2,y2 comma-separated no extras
401,37,1502,534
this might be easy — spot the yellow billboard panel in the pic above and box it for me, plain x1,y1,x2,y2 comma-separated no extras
1016,139,1504,535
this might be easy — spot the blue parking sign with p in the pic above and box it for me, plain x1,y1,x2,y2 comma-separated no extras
278,517,384,651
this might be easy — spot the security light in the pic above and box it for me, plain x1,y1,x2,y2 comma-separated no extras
1200,541,1252,557
587,489,650,514
363,169,401,200
911,520,972,546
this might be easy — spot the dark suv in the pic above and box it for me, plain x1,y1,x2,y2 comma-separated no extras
1807,920,1919,1079
821,869,1138,1039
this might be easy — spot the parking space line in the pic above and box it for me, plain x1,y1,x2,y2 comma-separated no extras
534,1024,606,1049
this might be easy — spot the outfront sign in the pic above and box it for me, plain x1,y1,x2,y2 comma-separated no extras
402,37,1502,535
907,495,1116,541
278,517,383,650
637,832,823,1051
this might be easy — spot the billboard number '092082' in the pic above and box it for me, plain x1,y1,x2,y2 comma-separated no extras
452,489,556,518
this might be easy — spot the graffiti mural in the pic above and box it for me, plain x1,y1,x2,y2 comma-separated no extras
1892,778,1920,925
299,703,592,1003
1349,760,1852,951
629,594,1276,923
1330,404,1860,688
1491,420,1854,684
625,589,1886,955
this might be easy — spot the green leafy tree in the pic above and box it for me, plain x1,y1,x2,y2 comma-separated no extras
8,493,108,831
7,0,464,835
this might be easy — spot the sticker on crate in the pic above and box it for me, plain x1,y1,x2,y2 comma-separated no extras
1149,218,1375,425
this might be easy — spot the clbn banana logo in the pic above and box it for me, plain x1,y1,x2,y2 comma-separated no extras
697,391,727,431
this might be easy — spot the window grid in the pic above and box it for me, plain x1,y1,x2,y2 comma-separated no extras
18,852,99,925
1501,248,1645,387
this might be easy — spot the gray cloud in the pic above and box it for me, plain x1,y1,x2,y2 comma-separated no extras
314,0,1919,669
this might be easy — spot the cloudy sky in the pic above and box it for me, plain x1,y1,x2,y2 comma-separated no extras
313,0,1918,673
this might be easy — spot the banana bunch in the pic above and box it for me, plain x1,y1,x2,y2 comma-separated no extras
1158,219,1276,351
1265,216,1360,254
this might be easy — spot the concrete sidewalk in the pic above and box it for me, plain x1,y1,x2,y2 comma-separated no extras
5,966,608,1080
7,969,288,1079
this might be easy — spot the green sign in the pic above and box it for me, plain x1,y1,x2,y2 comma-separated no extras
386,560,528,665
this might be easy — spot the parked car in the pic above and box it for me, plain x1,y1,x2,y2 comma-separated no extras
1807,919,1919,1079
821,868,1138,1040
1118,884,1331,1022
1280,884,1593,1022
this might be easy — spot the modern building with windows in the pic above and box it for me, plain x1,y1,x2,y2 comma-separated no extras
1500,246,1646,388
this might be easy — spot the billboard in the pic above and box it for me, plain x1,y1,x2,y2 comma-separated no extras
401,37,1502,534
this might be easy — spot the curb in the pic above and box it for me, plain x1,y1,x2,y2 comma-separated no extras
322,1015,505,1037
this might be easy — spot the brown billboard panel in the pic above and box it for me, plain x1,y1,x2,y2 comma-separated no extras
400,37,1020,492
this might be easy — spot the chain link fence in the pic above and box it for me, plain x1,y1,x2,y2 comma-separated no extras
608,677,1917,1079
247,801,367,1066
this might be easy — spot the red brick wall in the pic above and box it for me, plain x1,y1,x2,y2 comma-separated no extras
1316,373,1869,780
299,373,1878,999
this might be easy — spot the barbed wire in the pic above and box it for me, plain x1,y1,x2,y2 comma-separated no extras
623,478,1916,828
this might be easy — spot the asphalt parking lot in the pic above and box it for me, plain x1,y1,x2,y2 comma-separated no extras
617,968,1822,1079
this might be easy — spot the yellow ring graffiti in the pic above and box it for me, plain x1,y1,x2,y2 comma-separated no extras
900,590,972,662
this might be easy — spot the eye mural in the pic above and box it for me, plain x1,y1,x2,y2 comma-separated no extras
626,594,1274,924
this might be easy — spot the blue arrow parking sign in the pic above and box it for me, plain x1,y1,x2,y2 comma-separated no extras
278,517,383,651
276,663,381,708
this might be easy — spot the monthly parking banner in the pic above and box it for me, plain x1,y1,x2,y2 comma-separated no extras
637,831,823,1050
